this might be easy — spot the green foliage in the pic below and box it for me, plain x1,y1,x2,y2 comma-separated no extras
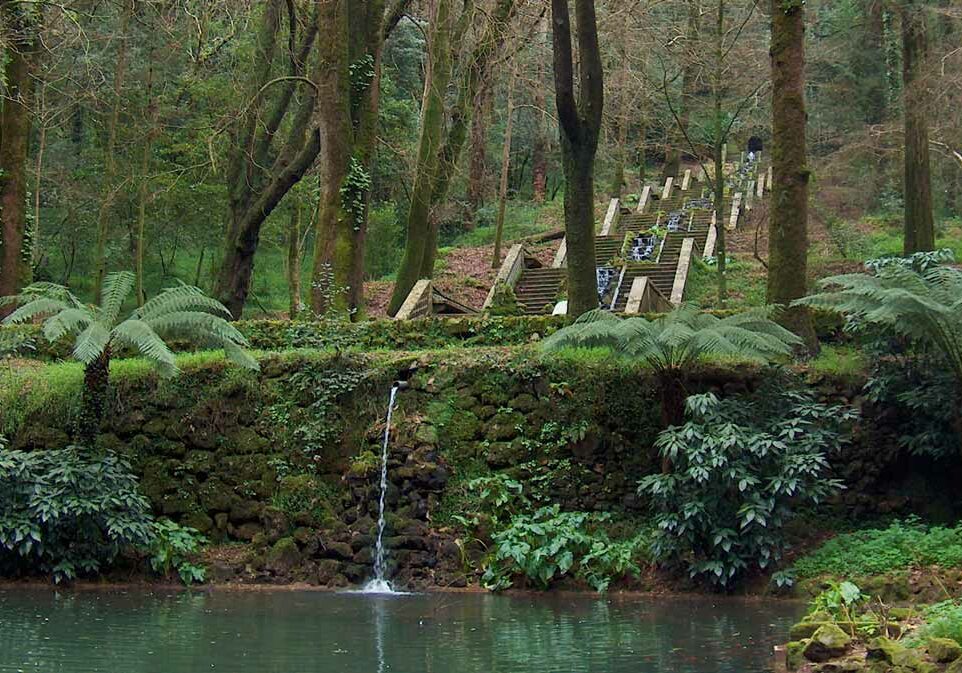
864,248,956,274
915,602,962,647
148,519,207,585
340,157,373,229
639,390,851,587
809,581,866,622
796,263,962,395
282,362,365,461
793,518,962,579
272,474,337,526
864,355,958,458
1,271,258,375
542,305,802,376
481,505,645,592
487,281,523,317
0,445,154,582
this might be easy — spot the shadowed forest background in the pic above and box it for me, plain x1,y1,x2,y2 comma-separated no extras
1,0,959,321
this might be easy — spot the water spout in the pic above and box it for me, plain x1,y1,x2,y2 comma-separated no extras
362,383,401,594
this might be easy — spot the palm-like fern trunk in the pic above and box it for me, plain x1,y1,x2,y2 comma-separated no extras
79,350,111,442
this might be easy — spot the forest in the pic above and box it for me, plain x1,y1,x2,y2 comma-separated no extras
1,1,962,672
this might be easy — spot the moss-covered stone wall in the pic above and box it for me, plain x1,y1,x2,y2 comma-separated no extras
3,348,956,588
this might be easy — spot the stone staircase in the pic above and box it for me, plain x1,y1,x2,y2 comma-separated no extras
514,265,566,315
503,174,749,316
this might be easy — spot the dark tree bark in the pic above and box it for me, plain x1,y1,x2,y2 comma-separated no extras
215,1,322,318
311,0,408,318
0,3,40,313
288,205,303,318
532,16,550,205
900,0,935,255
387,0,518,316
79,350,111,443
857,0,887,125
767,0,816,349
468,80,493,218
551,0,603,318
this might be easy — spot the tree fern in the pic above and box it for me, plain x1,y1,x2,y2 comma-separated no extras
795,263,962,455
2,271,258,437
542,305,801,428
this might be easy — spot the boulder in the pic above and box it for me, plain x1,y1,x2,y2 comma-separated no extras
266,537,302,575
866,637,927,670
803,624,853,663
927,638,962,664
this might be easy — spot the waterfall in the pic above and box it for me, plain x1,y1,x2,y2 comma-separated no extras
362,383,400,594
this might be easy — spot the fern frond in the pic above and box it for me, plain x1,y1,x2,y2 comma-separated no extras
100,271,136,326
72,322,111,365
145,311,248,345
111,320,177,374
43,308,94,342
137,284,232,320
1,297,73,325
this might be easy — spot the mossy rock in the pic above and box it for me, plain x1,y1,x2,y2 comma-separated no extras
441,409,481,443
266,537,302,574
866,637,928,670
803,624,853,663
927,637,962,664
786,640,807,671
484,410,525,442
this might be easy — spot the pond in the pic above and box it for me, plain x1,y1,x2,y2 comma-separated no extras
0,589,802,673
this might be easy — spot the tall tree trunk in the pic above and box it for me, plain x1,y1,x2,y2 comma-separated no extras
387,0,453,316
900,0,935,255
552,0,603,319
387,0,517,315
79,350,111,443
608,47,631,199
93,2,132,300
311,0,390,319
767,0,816,349
0,3,39,312
216,0,322,318
859,0,888,125
467,81,493,219
492,67,518,268
288,206,303,318
135,42,157,306
713,0,727,306
532,17,550,205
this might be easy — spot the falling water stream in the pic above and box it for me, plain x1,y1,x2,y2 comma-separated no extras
362,383,400,594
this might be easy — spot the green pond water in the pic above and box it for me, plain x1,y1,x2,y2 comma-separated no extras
0,589,802,673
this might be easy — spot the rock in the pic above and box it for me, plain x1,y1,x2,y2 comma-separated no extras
889,608,915,621
792,621,829,640
484,410,524,441
866,637,926,669
803,625,853,662
199,479,238,512
948,658,962,673
509,393,538,413
320,541,354,561
315,559,345,586
414,424,439,446
230,500,264,523
230,522,263,541
786,640,807,671
814,659,866,672
181,511,214,534
261,507,289,543
927,638,962,663
266,537,302,575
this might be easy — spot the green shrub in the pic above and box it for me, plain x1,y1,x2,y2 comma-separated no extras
0,445,154,582
915,602,962,646
639,389,852,587
793,518,962,579
481,505,646,592
148,519,207,585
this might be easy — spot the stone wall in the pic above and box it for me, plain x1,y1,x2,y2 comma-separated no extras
6,350,960,588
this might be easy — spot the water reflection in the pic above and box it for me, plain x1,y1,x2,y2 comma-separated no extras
0,589,802,673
